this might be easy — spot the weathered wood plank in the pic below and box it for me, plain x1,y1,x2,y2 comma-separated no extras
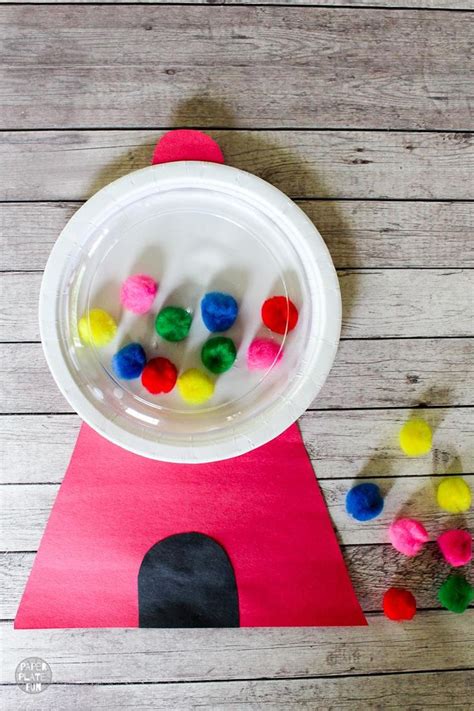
2,409,472,484
2,131,473,201
2,269,472,342
2,542,472,621
2,477,472,551
2,201,474,272
1,7,472,130
1,671,474,711
1,1,472,8
1,611,473,683
1,340,472,413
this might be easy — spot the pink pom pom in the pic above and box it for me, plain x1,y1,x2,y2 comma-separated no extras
437,529,472,567
247,338,283,371
120,274,158,314
389,518,429,557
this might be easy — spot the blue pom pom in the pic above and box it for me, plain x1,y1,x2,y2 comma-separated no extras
201,292,238,332
112,343,147,380
345,483,384,521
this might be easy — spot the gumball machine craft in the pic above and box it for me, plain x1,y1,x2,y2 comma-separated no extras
16,130,366,629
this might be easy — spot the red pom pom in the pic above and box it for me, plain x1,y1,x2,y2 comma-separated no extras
152,129,224,165
383,587,417,621
141,357,177,394
261,296,298,335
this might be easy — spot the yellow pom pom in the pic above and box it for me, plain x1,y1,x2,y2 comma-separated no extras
177,368,214,405
437,477,471,513
78,309,117,347
399,419,432,457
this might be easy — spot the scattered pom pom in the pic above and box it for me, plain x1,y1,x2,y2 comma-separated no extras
141,357,177,394
112,343,146,380
155,306,192,342
201,337,237,374
437,530,472,567
399,419,432,457
388,518,429,557
383,587,417,621
436,476,472,513
345,482,384,521
261,296,298,335
120,274,157,314
201,292,238,332
437,574,474,614
78,309,117,347
177,368,214,405
247,338,283,371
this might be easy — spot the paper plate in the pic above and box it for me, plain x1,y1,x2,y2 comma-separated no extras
39,161,341,462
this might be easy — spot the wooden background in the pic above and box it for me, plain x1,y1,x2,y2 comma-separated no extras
1,0,473,708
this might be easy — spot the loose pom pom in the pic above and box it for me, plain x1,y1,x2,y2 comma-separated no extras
383,587,417,621
78,309,117,347
120,274,157,314
399,419,432,457
261,296,298,335
141,357,177,394
388,518,429,557
177,368,214,405
345,482,384,521
437,530,472,567
437,574,474,614
112,343,146,380
201,292,238,332
436,476,471,513
201,337,236,374
155,306,192,342
247,338,283,371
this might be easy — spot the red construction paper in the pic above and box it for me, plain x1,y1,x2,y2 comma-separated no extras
152,129,225,165
15,423,366,628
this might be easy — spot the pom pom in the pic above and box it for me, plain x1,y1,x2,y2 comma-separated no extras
201,292,238,332
201,337,237,374
383,587,417,621
437,574,474,614
345,482,384,521
120,274,157,314
261,296,298,335
247,338,283,371
437,530,472,567
399,419,432,457
78,309,117,347
177,368,214,405
112,343,146,380
141,357,177,394
388,518,429,557
436,476,471,513
155,306,192,342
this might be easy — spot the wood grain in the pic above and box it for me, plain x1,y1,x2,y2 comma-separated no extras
2,131,473,201
2,477,472,551
2,200,474,271
1,1,472,8
2,543,472,620
2,269,472,342
1,340,472,413
2,7,473,130
3,672,474,711
2,409,472,484
1,611,473,684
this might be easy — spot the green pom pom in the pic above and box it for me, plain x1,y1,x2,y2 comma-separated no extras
437,574,474,613
155,307,192,342
201,337,236,374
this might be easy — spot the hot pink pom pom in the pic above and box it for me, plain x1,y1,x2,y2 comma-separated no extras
388,518,429,557
437,529,472,567
247,338,283,371
120,274,158,314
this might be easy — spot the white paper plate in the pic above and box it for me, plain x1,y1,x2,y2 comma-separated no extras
39,161,341,462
